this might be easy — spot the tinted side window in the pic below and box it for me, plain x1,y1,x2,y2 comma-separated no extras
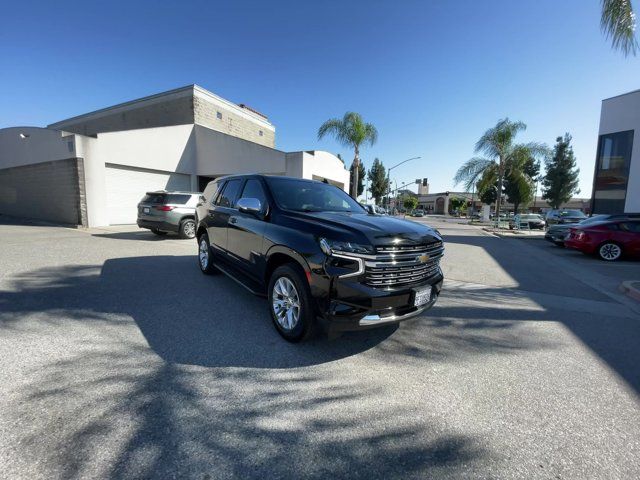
239,179,268,209
166,194,191,204
215,179,242,208
620,222,640,233
141,194,166,204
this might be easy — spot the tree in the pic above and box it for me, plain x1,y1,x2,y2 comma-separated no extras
476,167,499,206
367,158,389,205
542,134,580,209
449,197,466,214
453,118,547,219
318,112,378,198
504,157,540,213
403,196,418,211
601,0,638,56
349,160,366,198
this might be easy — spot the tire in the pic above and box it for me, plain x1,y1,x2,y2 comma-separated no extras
179,218,196,239
151,229,167,236
197,233,219,274
268,264,316,342
597,242,622,262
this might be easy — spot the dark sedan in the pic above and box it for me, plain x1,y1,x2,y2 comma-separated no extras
509,214,545,230
545,209,587,227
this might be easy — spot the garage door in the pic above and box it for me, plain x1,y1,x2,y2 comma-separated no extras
105,164,191,224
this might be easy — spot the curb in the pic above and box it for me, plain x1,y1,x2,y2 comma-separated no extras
619,281,640,302
481,228,544,240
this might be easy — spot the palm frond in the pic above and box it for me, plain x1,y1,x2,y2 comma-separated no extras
475,118,527,158
476,164,499,193
453,157,494,192
602,0,638,56
317,118,343,141
363,123,378,146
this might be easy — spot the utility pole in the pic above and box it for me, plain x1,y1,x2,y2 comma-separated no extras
386,156,421,212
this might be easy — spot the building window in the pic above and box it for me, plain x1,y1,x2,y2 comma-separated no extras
592,130,634,214
259,130,263,136
216,111,222,119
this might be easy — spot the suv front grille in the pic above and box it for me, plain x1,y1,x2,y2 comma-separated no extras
364,241,444,287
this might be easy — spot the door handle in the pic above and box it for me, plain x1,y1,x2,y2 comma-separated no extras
208,211,215,217
229,217,238,224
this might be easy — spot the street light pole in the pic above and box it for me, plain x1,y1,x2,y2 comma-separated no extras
386,156,421,212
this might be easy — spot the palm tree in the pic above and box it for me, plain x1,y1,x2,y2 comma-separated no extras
453,119,547,220
601,0,638,56
318,112,378,198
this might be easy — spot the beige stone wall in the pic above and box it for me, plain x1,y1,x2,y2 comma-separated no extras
193,97,275,148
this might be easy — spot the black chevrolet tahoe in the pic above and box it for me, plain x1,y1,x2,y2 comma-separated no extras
195,174,444,342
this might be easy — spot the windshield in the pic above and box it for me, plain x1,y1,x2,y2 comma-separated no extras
520,214,541,220
265,178,365,213
559,210,586,218
580,215,608,225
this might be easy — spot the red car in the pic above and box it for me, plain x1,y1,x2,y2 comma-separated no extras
565,220,640,261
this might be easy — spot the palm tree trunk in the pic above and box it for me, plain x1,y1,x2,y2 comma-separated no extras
495,157,504,224
351,146,360,198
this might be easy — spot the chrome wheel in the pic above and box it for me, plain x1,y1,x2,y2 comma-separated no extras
183,220,196,239
272,277,301,331
199,238,209,269
599,243,621,261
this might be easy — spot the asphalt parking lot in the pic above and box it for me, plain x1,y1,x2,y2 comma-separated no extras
1,217,639,479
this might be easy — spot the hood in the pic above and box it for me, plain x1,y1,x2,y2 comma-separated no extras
280,211,441,246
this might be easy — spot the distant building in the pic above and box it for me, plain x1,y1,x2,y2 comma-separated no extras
0,85,349,226
415,191,590,215
590,89,640,214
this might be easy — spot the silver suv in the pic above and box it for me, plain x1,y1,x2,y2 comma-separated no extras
137,191,200,239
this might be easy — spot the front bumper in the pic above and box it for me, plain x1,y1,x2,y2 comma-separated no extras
317,273,444,333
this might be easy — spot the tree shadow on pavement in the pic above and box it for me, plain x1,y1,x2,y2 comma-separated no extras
0,253,563,479
0,256,398,369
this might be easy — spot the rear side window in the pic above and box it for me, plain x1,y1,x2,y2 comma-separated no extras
620,222,640,232
215,179,242,208
141,194,166,204
165,194,191,205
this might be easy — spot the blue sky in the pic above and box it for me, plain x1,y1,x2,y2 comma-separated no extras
2,0,640,196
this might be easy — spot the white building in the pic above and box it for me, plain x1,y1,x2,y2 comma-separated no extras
0,85,349,226
592,89,640,214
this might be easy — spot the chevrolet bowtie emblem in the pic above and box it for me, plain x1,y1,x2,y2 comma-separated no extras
417,254,430,263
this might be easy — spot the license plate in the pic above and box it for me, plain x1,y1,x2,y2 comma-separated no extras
414,287,432,307
143,207,150,213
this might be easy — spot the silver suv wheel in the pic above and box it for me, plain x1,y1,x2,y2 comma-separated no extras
181,219,196,239
271,277,301,331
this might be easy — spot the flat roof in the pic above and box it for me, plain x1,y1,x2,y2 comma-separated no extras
602,88,640,102
48,84,274,130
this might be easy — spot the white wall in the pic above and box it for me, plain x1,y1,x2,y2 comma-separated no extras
1,123,351,227
600,92,640,213
195,125,286,176
0,127,77,168
298,151,349,192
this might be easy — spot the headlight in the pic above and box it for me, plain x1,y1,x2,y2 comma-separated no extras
319,238,374,256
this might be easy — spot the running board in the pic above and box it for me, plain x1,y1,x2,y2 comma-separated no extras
215,262,266,297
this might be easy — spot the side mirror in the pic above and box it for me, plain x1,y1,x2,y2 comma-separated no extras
237,197,262,215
